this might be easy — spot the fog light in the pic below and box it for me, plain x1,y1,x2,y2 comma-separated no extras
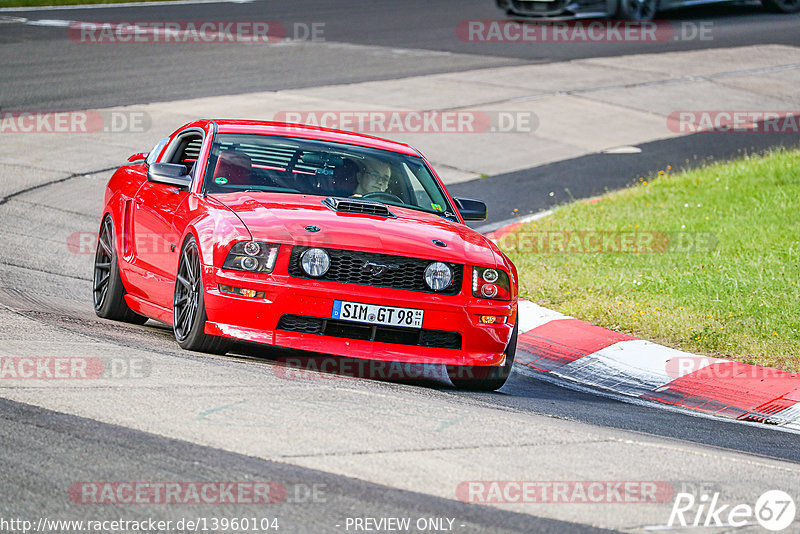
219,284,265,298
424,262,453,291
301,248,330,277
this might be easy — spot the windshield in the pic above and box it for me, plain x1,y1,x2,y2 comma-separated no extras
203,134,454,217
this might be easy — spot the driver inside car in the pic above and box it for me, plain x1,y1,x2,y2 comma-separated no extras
352,158,391,196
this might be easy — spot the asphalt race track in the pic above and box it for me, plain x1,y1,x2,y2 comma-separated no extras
2,0,800,109
1,1,800,532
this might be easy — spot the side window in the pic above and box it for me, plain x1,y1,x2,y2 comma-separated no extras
168,133,204,174
145,137,169,166
402,162,447,212
404,163,427,205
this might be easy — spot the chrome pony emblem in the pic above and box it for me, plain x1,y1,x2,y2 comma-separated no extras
362,261,394,276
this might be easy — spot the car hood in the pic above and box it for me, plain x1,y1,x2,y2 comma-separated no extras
210,192,499,266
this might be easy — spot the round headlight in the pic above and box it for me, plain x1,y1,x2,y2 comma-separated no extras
241,256,260,271
243,241,261,256
424,262,453,291
301,248,330,277
482,268,499,283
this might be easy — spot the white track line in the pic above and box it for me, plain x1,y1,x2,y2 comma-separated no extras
517,300,569,334
0,0,252,13
476,209,553,235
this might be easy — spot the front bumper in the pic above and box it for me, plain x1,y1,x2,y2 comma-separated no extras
203,265,517,367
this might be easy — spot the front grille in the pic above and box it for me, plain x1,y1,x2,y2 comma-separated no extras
323,197,394,217
288,247,463,295
276,314,324,334
277,315,462,350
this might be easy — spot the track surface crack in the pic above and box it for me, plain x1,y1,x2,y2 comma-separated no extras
0,165,116,206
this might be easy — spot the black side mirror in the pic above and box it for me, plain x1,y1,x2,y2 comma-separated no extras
454,197,487,221
147,163,192,188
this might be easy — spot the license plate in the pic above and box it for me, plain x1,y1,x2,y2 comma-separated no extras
332,300,424,328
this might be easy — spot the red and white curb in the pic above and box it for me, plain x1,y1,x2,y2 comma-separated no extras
485,224,800,430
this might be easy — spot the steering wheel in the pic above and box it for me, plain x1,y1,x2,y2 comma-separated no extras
362,192,403,204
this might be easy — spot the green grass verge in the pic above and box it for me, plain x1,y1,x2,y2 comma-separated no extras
1,0,176,7
502,147,800,372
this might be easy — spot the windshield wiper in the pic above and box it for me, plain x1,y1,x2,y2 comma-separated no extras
383,203,459,221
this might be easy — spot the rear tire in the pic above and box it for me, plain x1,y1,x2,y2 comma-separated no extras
447,319,518,391
761,0,800,13
173,236,232,354
93,215,148,325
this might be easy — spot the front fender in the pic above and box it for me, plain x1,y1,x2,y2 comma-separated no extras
178,196,252,274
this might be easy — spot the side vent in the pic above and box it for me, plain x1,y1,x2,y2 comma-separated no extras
122,199,133,258
323,197,395,218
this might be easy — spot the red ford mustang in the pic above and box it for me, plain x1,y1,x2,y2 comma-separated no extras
93,119,518,390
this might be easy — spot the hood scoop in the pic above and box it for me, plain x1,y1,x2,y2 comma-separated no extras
323,197,395,218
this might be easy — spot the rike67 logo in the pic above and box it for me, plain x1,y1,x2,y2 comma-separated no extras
668,490,796,531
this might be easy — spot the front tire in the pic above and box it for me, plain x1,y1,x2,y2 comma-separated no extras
761,0,800,13
93,215,148,324
173,236,231,354
614,0,658,20
447,319,518,391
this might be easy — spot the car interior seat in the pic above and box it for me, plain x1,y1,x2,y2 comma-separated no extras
331,158,359,197
213,149,252,186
